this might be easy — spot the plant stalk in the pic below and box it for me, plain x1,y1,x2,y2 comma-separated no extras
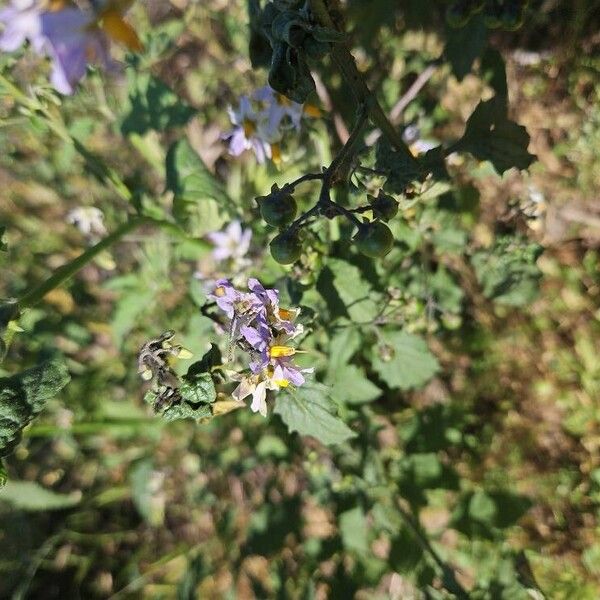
18,217,148,310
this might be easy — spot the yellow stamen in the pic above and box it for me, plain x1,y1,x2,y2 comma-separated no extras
47,0,68,11
278,308,296,321
215,286,226,297
99,9,143,52
177,347,193,360
269,345,296,358
276,93,292,107
274,379,290,388
270,142,282,165
303,104,322,118
243,119,257,137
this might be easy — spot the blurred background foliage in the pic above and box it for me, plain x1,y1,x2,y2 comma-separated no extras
0,0,600,598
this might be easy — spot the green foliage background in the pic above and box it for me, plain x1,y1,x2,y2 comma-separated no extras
1,0,600,598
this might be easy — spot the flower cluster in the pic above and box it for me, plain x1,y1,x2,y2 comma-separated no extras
225,85,320,164
0,0,142,94
210,278,312,417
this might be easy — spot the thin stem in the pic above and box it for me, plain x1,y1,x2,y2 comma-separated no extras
308,0,418,166
18,217,148,310
284,171,325,192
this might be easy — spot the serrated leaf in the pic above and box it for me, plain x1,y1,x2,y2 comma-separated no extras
456,97,535,174
371,331,439,390
0,481,80,511
329,365,381,405
274,383,356,446
121,72,196,135
0,360,70,457
165,140,234,237
444,14,487,80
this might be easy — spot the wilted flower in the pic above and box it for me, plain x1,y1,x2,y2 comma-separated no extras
0,0,142,94
211,278,311,417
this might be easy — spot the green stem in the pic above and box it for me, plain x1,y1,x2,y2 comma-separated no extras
18,217,148,310
308,0,418,167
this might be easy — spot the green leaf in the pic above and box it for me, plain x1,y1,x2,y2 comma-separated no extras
376,137,422,193
274,383,356,446
0,226,7,252
371,331,439,391
0,480,80,511
444,14,487,80
329,365,381,405
0,460,6,488
389,527,424,574
121,72,196,135
456,97,535,174
0,359,70,458
165,140,234,237
339,507,369,555
451,490,532,539
326,258,381,322
326,328,361,377
471,236,543,306
480,47,508,98
129,459,164,526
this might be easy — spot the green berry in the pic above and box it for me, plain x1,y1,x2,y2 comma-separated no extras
258,193,297,228
354,221,394,258
270,232,302,265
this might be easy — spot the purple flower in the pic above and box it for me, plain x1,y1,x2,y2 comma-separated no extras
208,279,240,320
0,0,44,53
0,1,142,94
41,7,118,95
206,220,252,263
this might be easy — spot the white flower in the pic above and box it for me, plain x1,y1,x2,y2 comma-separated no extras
67,206,106,238
225,95,274,164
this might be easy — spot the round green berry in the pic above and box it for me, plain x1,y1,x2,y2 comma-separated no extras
270,232,302,265
354,221,394,258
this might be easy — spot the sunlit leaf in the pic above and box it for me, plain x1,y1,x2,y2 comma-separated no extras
0,481,80,511
371,331,439,391
274,383,356,446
